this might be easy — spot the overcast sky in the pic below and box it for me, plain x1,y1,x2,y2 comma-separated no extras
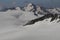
0,0,60,8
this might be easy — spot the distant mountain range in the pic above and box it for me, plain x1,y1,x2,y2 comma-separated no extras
20,3,60,26
0,3,60,26
0,3,60,14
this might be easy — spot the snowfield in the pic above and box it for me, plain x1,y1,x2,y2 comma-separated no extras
0,18,60,40
0,3,60,40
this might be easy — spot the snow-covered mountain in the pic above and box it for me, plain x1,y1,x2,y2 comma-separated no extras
0,3,60,26
0,3,60,40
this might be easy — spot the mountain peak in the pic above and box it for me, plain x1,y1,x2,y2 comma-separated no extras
24,3,36,12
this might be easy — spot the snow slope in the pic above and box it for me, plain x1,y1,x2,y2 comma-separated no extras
0,18,60,40
0,3,60,40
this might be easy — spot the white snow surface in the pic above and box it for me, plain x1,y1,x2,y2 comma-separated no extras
0,18,60,40
0,6,60,40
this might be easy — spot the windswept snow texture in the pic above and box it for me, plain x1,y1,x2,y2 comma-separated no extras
0,3,60,40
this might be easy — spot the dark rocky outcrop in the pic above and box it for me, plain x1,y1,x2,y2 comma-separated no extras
24,13,59,26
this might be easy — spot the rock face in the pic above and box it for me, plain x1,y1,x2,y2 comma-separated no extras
24,3,36,12
36,5,45,15
24,13,59,26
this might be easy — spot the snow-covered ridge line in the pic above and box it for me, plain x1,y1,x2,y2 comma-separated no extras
24,13,60,26
0,3,60,15
0,3,60,26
